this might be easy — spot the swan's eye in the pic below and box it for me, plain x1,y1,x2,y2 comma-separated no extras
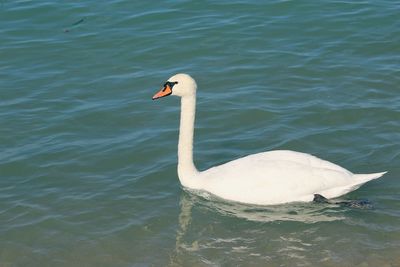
162,81,178,91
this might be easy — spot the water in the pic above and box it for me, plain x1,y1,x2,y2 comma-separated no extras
1,1,399,266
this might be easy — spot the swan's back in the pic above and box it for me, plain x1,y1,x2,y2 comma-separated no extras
199,150,384,205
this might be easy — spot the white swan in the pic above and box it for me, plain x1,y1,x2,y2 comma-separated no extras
152,73,386,205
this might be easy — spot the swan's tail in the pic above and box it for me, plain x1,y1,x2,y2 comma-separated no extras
318,171,386,200
354,171,387,183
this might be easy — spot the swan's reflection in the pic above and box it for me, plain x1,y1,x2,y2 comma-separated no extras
169,191,194,267
180,189,344,223
169,190,344,266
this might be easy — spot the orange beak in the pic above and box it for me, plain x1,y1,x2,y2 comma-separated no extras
152,84,172,100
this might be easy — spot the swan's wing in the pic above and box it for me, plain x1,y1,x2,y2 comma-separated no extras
199,150,355,205
251,150,351,174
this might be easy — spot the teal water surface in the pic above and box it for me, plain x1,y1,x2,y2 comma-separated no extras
1,1,400,266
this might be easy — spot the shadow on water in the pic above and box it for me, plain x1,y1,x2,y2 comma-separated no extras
180,189,345,223
168,190,350,266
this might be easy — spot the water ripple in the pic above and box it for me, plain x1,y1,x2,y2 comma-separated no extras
1,1,399,266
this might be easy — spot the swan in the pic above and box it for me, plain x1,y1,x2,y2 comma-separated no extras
152,73,386,205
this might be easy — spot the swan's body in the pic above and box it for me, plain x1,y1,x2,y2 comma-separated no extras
153,74,386,205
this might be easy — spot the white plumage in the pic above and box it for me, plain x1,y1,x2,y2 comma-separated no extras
152,73,386,205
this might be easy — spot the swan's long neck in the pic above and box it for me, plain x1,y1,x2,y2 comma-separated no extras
177,94,200,188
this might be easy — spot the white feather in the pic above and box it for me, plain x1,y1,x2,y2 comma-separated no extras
154,73,386,205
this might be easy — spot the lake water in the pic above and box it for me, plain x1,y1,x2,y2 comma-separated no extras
1,1,399,266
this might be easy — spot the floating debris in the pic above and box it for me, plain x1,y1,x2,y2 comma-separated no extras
64,17,85,33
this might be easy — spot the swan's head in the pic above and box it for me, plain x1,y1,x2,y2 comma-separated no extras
152,73,197,100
